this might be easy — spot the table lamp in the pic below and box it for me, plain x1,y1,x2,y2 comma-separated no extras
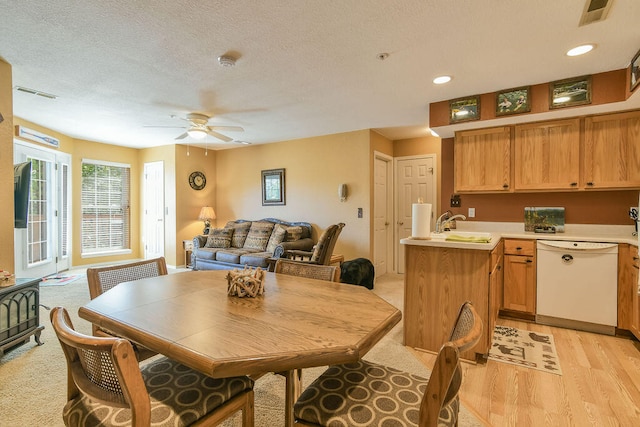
198,206,216,234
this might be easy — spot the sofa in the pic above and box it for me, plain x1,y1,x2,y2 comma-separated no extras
191,218,315,270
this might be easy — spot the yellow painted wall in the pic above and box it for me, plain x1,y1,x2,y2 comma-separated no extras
215,130,371,260
175,145,217,267
0,60,14,271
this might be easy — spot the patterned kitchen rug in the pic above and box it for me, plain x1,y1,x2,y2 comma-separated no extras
488,325,562,375
39,274,82,286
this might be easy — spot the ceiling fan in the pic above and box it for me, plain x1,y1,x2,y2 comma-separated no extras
147,113,244,142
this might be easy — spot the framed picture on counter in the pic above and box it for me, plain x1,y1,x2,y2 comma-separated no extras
449,95,480,124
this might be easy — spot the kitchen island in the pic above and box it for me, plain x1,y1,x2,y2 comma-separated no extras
401,235,502,361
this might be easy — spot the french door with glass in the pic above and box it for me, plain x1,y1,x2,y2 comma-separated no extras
14,141,71,278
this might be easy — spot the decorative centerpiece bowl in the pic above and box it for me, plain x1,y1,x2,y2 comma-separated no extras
0,270,15,287
226,266,265,297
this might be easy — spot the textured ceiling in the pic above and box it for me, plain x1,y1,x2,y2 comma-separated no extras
1,0,640,150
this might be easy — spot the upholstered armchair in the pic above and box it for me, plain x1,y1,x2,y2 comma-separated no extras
284,223,345,265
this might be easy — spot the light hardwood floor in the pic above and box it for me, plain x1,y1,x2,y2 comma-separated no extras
411,317,640,427
376,274,640,427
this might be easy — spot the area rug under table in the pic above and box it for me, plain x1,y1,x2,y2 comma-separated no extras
488,325,562,375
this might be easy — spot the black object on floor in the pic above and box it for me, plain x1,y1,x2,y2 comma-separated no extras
340,258,374,289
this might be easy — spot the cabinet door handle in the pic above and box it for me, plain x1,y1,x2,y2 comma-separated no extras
526,259,533,263
633,264,639,270
570,182,577,186
633,256,639,261
587,182,594,186
516,247,522,250
503,184,509,189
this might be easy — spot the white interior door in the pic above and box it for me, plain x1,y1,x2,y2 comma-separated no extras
373,152,393,276
14,141,71,278
395,155,437,274
143,161,165,259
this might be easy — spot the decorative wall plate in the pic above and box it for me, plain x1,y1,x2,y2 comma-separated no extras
189,171,206,190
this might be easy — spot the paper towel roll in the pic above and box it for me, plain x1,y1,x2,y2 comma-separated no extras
412,203,432,238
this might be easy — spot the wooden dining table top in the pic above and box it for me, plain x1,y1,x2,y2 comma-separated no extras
78,270,402,379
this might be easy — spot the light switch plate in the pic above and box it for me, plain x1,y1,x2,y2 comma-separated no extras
468,207,476,218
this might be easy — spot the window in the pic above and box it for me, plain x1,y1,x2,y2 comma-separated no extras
81,160,131,255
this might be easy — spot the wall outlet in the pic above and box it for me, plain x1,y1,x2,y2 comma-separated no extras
468,207,476,218
450,194,461,207
357,207,363,218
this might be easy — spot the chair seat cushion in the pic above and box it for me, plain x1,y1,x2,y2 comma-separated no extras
293,360,458,427
63,357,253,427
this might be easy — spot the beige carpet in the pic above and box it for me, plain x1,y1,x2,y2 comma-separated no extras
0,270,483,426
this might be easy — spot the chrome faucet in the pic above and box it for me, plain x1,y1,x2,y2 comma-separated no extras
434,210,452,234
442,214,467,231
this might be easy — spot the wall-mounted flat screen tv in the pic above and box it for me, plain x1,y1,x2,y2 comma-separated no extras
14,161,32,229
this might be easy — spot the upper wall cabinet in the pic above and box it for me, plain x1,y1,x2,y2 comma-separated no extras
514,119,580,191
454,126,511,193
583,111,640,189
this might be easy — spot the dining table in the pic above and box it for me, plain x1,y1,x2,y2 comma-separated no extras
78,269,402,427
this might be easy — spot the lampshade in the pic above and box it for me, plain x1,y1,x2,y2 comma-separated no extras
198,206,216,221
187,128,207,139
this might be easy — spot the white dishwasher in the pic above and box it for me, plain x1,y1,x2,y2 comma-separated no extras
536,240,618,335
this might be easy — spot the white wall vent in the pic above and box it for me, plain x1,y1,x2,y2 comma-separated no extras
579,0,614,26
14,86,57,99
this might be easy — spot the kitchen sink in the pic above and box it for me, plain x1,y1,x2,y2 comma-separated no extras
430,231,493,242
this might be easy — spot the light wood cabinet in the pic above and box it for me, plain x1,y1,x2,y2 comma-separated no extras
454,126,511,193
503,239,536,315
404,244,497,360
619,244,640,338
488,240,504,338
514,118,580,190
583,111,640,189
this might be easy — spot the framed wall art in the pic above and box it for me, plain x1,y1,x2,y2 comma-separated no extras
496,86,531,116
549,75,592,109
449,96,480,124
261,168,286,206
630,47,640,92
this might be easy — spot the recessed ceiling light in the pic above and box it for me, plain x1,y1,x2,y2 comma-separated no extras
433,75,452,84
566,44,594,56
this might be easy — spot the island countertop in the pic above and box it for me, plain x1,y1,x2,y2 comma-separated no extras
401,222,636,250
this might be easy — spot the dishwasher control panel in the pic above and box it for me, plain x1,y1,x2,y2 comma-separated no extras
537,240,618,251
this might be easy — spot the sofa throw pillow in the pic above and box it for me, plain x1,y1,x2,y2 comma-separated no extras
243,221,275,251
225,222,252,248
266,224,287,253
205,228,234,248
284,226,304,242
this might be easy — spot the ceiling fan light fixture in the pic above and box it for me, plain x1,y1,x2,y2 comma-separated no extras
187,128,208,139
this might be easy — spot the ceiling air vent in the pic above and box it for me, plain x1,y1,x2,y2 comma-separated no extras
579,0,613,26
14,86,57,99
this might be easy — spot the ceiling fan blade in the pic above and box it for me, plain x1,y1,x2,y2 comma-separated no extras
175,132,189,140
208,125,244,132
207,130,233,142
143,125,187,129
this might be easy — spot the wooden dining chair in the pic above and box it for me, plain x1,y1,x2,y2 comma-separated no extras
274,258,340,282
294,342,461,427
448,300,483,353
284,223,345,265
86,257,168,360
50,306,255,427
293,301,483,427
